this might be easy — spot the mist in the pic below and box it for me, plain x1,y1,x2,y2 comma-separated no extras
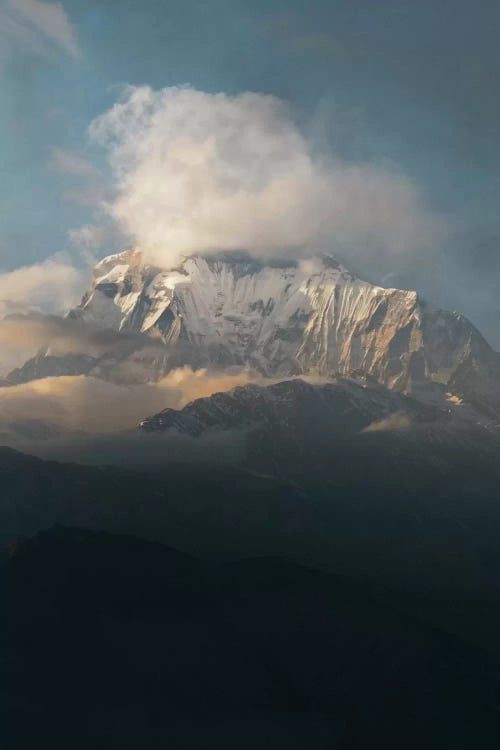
0,366,260,468
362,413,413,433
0,366,267,434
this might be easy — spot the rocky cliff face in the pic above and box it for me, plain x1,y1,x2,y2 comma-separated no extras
8,248,500,418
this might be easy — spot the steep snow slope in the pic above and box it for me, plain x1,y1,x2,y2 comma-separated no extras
79,250,500,384
7,248,500,417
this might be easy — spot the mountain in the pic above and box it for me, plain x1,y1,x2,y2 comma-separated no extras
139,377,500,481
136,377,500,594
5,526,500,748
7,248,500,418
5,372,500,594
0,444,313,567
139,376,444,436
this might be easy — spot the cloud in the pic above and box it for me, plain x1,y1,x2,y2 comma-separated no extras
0,314,117,355
0,366,264,469
0,260,87,374
0,375,179,432
0,0,81,63
9,0,80,59
0,7,49,62
156,366,265,408
0,312,166,378
62,185,108,208
48,147,99,178
0,257,85,319
89,85,446,270
68,223,108,250
47,146,109,210
0,367,263,434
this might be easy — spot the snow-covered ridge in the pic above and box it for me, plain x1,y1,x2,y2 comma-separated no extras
72,248,499,394
76,248,417,381
7,247,500,419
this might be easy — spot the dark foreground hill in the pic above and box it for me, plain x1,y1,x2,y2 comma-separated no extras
3,378,500,596
3,526,500,749
1,434,500,600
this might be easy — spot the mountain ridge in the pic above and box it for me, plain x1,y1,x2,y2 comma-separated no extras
6,248,500,419
139,376,444,436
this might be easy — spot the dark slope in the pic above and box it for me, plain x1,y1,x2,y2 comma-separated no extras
139,377,444,435
0,445,309,564
2,388,500,595
138,380,500,594
4,526,500,749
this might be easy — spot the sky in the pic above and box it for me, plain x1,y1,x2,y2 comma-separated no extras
1,0,500,345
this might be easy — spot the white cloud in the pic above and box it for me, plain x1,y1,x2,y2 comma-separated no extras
89,85,447,270
1,0,81,61
0,256,86,374
0,256,85,318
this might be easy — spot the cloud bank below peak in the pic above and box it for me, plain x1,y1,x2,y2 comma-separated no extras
0,256,85,319
0,257,87,373
89,85,448,271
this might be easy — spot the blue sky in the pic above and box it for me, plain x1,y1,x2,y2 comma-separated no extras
1,0,500,344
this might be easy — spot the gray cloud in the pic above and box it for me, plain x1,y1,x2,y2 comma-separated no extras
0,312,163,370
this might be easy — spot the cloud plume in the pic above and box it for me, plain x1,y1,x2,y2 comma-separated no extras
89,85,446,270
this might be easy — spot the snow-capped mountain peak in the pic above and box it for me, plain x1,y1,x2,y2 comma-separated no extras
74,248,421,382
7,248,500,420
